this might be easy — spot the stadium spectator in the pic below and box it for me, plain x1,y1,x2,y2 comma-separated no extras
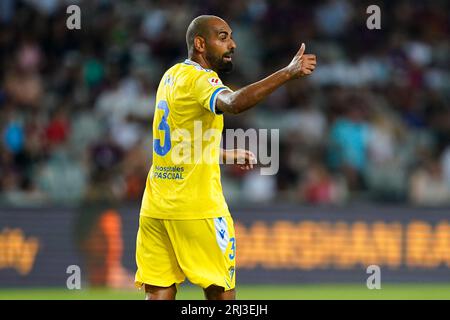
327,97,371,190
409,155,450,206
299,161,348,205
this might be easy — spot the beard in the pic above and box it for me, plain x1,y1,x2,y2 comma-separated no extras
206,51,234,73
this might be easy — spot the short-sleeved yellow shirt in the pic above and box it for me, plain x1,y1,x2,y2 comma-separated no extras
140,59,231,219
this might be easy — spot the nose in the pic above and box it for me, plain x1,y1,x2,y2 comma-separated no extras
230,38,237,50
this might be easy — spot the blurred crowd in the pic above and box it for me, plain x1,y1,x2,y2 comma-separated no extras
0,0,449,207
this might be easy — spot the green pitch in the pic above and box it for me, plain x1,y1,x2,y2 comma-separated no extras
1,284,450,300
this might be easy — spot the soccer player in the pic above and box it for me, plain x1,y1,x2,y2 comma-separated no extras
135,15,316,300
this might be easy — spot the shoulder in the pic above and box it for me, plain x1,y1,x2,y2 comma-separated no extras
182,60,222,85
160,63,198,88
168,60,225,89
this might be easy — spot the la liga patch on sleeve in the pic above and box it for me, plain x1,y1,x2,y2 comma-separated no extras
208,77,223,86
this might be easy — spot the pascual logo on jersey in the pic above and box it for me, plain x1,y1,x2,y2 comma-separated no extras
208,77,222,86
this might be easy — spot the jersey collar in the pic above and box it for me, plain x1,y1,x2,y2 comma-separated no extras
183,59,212,72
184,59,201,67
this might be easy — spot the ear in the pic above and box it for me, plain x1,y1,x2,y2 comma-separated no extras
194,36,206,53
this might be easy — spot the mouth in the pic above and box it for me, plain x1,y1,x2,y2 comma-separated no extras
223,54,233,62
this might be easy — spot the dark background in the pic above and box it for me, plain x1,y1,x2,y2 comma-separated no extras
0,0,449,207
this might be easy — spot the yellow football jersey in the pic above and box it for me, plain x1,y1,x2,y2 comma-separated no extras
140,59,232,219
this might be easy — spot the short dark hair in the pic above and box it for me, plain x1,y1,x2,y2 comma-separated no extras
186,15,218,57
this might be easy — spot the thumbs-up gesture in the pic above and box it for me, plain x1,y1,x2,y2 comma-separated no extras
286,43,316,79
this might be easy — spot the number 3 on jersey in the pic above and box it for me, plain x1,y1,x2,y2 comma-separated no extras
153,100,171,156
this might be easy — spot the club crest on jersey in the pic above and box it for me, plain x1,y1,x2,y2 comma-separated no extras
208,77,222,87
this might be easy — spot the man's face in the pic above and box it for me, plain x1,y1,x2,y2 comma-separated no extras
204,19,236,73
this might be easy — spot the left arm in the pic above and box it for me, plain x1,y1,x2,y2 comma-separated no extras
220,149,257,170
